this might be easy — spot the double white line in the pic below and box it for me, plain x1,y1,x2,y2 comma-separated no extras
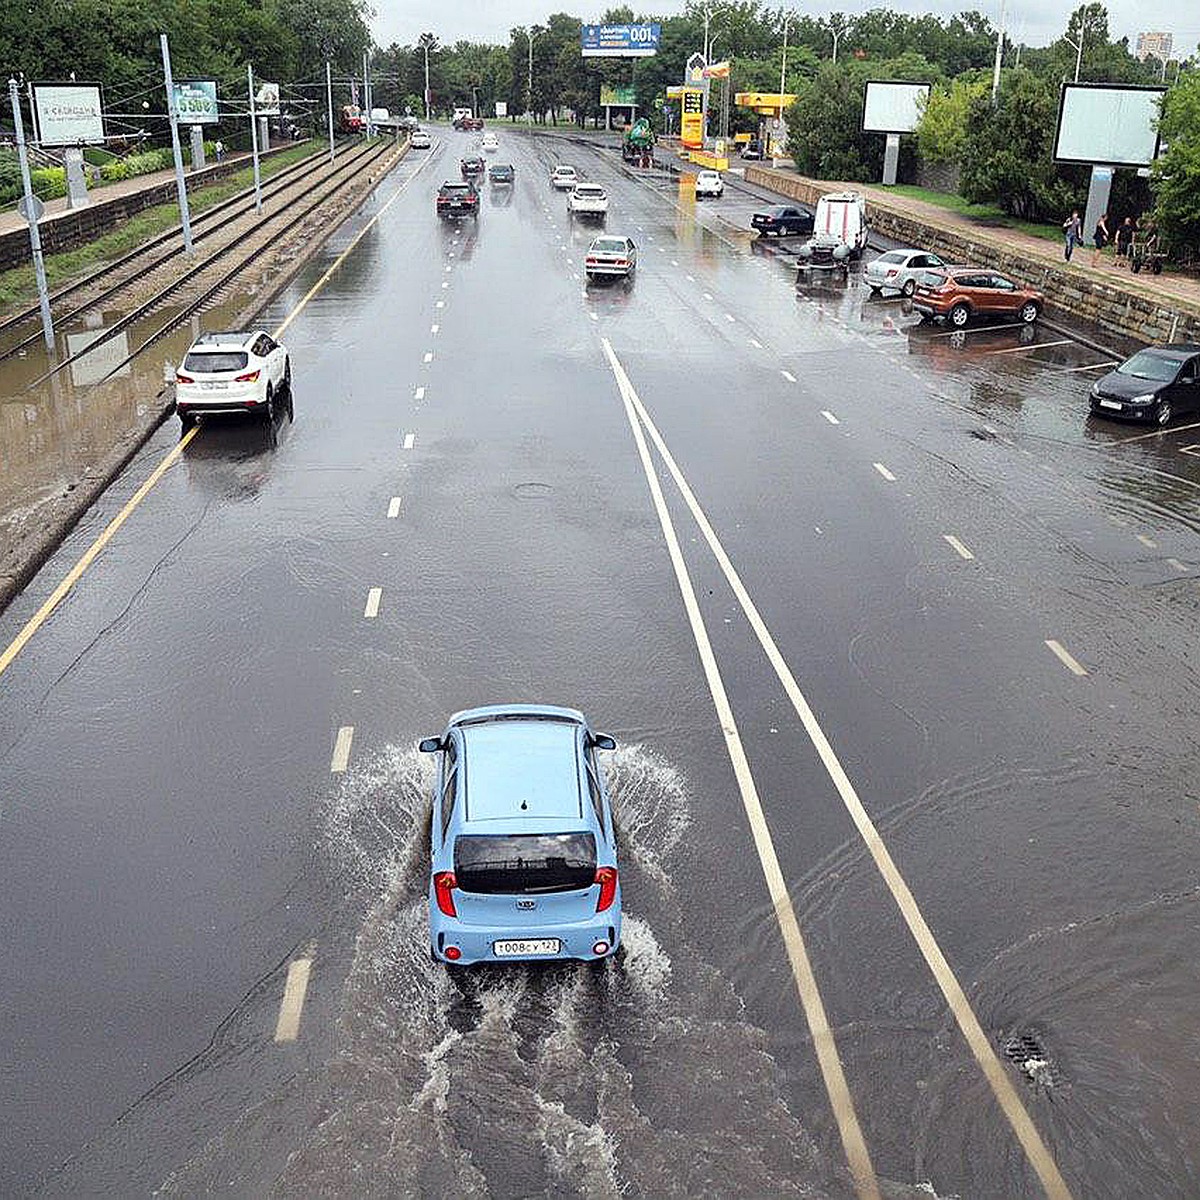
601,338,1071,1200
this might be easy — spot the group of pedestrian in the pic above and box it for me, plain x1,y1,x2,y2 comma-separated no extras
1063,208,1158,270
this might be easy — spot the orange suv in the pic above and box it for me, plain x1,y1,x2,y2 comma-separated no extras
912,266,1043,328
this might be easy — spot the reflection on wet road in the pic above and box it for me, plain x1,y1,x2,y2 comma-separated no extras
3,128,1200,1199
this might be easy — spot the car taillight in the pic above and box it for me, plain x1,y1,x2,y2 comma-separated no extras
615,260,628,267
594,866,617,912
586,257,597,265
234,370,260,382
885,269,897,278
176,372,194,384
434,871,458,917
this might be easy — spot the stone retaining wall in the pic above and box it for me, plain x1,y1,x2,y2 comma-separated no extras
745,166,1200,346
0,143,302,273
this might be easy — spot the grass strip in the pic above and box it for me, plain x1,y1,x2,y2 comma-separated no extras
0,142,317,312
883,184,1061,244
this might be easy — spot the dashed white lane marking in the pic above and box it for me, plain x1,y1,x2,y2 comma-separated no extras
943,534,975,560
600,337,881,1200
703,292,713,300
873,463,896,481
1045,639,1089,676
589,312,598,321
1136,533,1158,549
364,587,382,618
441,281,448,289
821,411,840,425
274,957,312,1043
1168,557,1188,572
436,300,445,309
330,726,354,773
782,370,797,382
403,433,416,450
725,313,736,322
444,265,452,273
423,352,433,363
749,337,763,348
414,386,426,401
601,338,1071,1200
387,497,402,518
671,259,679,266
431,323,440,334
686,274,695,282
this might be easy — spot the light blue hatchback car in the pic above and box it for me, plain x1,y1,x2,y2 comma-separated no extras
419,704,621,966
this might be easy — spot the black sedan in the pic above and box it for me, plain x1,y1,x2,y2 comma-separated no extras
461,155,485,179
751,205,815,237
1090,344,1200,426
489,163,515,184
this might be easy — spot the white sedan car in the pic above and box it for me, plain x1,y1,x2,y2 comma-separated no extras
585,235,637,281
175,330,291,428
409,130,431,149
865,248,946,297
567,183,608,218
481,132,499,152
694,169,724,198
551,164,578,190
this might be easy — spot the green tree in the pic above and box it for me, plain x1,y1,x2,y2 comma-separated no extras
1152,72,1200,253
916,74,988,165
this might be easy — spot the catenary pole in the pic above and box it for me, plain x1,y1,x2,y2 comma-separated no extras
160,34,193,255
326,59,335,162
248,65,262,213
8,78,54,352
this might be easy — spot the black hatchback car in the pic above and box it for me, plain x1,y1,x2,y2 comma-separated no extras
1090,344,1200,426
751,205,814,237
461,155,485,179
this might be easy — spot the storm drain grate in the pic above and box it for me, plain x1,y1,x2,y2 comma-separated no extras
1001,1031,1064,1091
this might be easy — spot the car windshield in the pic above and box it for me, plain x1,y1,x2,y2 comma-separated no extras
1117,351,1181,382
183,351,247,373
592,239,627,253
454,832,597,894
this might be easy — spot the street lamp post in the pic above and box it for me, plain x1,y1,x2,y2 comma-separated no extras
423,44,431,118
991,0,1006,105
527,27,540,134
1063,15,1097,83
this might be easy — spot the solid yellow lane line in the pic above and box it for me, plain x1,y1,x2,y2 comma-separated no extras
602,338,882,1200
0,426,199,680
606,339,1073,1200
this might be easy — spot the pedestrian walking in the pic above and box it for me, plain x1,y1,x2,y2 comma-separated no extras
1091,211,1110,267
1062,209,1082,261
1114,216,1134,267
214,139,225,163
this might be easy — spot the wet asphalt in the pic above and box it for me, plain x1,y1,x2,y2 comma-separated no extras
2,130,1200,1198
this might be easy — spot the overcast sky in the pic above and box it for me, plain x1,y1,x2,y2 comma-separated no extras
371,1,1199,57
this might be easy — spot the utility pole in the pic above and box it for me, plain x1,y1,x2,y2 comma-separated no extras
8,77,54,353
991,0,1006,104
160,33,193,255
775,11,792,164
326,59,335,161
363,51,372,136
424,43,431,119
527,28,539,134
248,65,262,213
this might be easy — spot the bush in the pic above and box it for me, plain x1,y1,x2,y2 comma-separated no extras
30,166,67,200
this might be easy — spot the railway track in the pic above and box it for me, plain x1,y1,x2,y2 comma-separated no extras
0,137,385,365
23,137,403,387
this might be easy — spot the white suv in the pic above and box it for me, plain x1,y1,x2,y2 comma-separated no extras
551,164,578,190
694,169,724,198
175,330,291,428
567,183,608,218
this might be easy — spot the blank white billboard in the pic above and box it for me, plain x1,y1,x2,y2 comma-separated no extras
1053,83,1165,167
862,81,930,134
33,83,105,146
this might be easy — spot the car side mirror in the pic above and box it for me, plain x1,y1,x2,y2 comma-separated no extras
418,736,443,753
591,733,617,751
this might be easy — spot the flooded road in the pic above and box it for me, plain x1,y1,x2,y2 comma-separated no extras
2,131,1200,1198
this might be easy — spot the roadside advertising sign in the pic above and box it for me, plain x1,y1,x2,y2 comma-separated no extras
581,23,661,58
173,80,219,124
600,85,637,106
32,83,105,146
495,100,507,117
254,81,281,116
685,54,706,85
680,87,704,149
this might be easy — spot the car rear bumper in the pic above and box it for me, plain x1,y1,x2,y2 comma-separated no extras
912,301,949,317
570,205,608,215
430,910,621,965
586,264,632,276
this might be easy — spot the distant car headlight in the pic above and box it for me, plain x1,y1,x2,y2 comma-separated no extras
1130,393,1156,405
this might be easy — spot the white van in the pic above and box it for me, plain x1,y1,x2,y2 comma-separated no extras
798,191,870,269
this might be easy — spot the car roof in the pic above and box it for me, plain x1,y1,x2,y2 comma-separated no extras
457,715,584,825
189,331,262,350
1155,343,1200,356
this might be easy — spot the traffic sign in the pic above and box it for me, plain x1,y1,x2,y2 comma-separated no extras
17,194,45,223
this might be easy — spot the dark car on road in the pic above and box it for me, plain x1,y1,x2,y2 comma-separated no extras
1090,344,1200,426
752,205,814,237
437,181,479,220
912,266,1043,327
489,163,515,185
461,155,485,179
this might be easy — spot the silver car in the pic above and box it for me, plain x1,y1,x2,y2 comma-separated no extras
865,248,946,297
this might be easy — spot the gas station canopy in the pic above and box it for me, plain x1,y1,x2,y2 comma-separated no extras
734,92,797,116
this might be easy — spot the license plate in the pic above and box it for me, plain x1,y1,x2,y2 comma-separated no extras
493,938,560,957
1099,399,1122,410
201,381,227,390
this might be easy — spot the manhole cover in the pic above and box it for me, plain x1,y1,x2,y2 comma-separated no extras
513,482,553,500
1001,1031,1063,1090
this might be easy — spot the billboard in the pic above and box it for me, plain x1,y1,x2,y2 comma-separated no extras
32,83,105,146
1053,83,1166,167
862,80,930,134
173,80,219,125
254,81,281,116
495,100,507,117
680,87,704,149
600,85,637,106
581,23,661,57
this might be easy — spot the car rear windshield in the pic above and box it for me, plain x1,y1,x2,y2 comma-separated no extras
442,184,471,194
917,271,947,288
592,238,626,253
576,186,605,196
183,351,248,373
454,832,597,894
1117,350,1180,382
877,250,906,263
